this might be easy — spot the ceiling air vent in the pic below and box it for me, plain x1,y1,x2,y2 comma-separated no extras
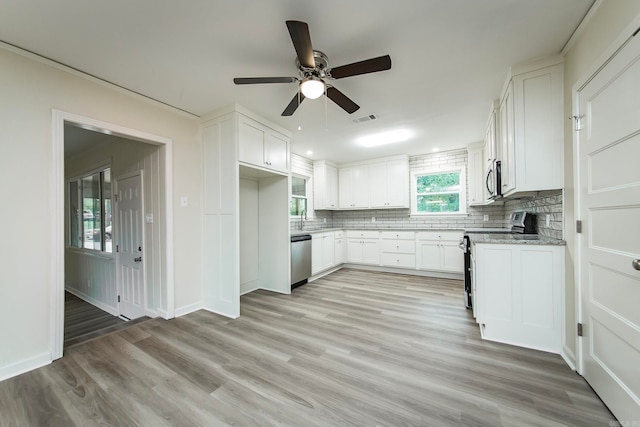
352,114,378,124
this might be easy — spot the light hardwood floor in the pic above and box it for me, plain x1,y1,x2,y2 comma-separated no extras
0,269,614,426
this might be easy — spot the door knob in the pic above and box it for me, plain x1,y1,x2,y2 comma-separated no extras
633,259,640,271
134,257,142,263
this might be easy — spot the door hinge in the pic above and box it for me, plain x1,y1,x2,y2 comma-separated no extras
114,194,119,202
117,295,121,303
577,323,583,337
569,115,584,131
576,220,582,234
116,245,119,253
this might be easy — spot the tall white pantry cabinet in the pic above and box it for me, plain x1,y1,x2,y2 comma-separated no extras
202,106,291,318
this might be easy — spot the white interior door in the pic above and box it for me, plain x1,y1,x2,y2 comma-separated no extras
116,173,146,320
577,32,640,421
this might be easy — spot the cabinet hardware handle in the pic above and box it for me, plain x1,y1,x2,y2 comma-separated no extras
633,259,640,271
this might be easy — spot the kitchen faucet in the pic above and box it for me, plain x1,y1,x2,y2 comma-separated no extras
299,209,306,230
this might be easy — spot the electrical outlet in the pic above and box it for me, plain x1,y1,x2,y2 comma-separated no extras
180,196,188,207
483,214,489,222
546,214,551,227
371,217,376,223
323,218,326,223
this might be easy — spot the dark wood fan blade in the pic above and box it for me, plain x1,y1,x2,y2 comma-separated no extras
329,55,392,79
286,20,315,69
234,77,297,84
326,86,359,114
282,92,306,116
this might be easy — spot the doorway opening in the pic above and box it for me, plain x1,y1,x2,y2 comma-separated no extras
52,110,174,359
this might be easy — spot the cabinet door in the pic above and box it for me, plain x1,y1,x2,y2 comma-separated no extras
322,234,335,269
238,116,266,167
416,241,441,270
368,163,388,208
467,145,485,206
441,241,464,273
351,165,369,208
499,81,516,194
265,131,289,173
326,164,338,208
385,160,409,207
334,237,344,264
361,239,380,265
311,235,323,275
339,168,353,208
346,239,363,263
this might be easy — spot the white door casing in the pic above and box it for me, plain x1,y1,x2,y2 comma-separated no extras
116,173,146,320
576,31,640,421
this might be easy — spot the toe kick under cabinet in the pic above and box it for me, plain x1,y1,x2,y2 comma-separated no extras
474,243,564,354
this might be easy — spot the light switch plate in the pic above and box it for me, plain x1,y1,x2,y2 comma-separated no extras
483,214,489,221
546,214,551,227
145,213,153,224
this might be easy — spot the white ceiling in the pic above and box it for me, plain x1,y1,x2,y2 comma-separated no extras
0,0,594,164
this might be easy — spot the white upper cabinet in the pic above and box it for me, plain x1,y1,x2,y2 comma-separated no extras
337,155,409,210
467,142,486,206
313,160,338,210
339,165,369,209
498,59,564,196
369,158,409,208
238,114,290,174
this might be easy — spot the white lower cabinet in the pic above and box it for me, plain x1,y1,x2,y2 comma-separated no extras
346,230,380,265
380,231,416,268
416,231,464,273
475,243,564,353
311,232,335,275
334,230,345,265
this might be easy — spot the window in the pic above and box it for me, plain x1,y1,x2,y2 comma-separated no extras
290,175,307,216
68,167,112,253
411,167,466,215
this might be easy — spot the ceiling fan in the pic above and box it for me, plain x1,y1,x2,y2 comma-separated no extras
233,20,392,116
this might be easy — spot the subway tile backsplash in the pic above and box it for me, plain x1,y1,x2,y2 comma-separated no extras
290,150,564,239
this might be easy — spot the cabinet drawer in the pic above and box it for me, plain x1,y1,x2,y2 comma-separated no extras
381,239,415,254
380,231,415,240
334,230,344,238
417,231,463,241
346,230,380,239
381,253,416,269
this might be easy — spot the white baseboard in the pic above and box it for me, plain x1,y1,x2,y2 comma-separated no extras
201,305,239,320
562,344,577,371
157,309,170,320
240,281,260,295
65,287,118,316
0,352,51,382
174,302,203,317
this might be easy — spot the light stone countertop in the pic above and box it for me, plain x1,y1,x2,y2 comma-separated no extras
291,227,466,237
469,233,566,245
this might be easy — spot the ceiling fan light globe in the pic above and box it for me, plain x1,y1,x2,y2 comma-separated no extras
300,78,325,99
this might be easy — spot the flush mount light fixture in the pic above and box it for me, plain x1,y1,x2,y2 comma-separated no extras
432,147,439,152
357,129,411,148
306,150,313,155
299,76,325,99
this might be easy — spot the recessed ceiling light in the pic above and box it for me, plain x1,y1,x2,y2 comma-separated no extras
306,150,313,156
357,129,410,148
432,147,439,152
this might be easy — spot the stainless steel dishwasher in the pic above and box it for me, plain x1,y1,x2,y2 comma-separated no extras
290,234,312,288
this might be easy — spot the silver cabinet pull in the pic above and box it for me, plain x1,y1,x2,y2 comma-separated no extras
633,259,640,271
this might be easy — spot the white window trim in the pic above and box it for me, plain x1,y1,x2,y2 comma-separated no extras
290,173,312,219
410,166,467,216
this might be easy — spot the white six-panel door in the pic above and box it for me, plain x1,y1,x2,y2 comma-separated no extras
116,173,146,320
577,31,640,421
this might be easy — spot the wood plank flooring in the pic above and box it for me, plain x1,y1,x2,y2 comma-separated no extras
64,292,127,347
1,269,614,426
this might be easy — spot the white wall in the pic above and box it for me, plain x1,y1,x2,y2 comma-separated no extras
0,45,202,378
561,0,640,362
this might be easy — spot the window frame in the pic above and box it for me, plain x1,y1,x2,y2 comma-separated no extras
67,163,113,254
410,166,467,216
290,174,309,218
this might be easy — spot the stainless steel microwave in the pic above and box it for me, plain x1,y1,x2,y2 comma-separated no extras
485,160,502,200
